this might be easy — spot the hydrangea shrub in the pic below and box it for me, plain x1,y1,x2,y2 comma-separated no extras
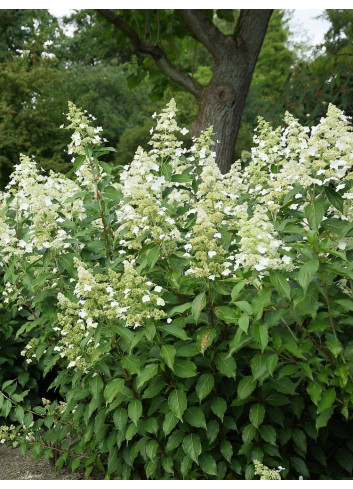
1,100,353,479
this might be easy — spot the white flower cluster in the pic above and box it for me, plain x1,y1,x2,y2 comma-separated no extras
2,99,353,373
0,154,86,263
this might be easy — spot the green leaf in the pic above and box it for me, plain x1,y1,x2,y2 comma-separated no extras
177,343,199,357
265,392,290,406
169,303,192,315
136,364,158,389
214,352,236,378
179,455,192,478
251,287,272,320
59,253,79,278
251,354,267,380
147,246,160,268
125,423,138,442
159,322,190,341
128,400,143,426
144,321,156,341
173,359,197,378
168,389,187,421
207,420,220,443
307,381,322,406
266,354,278,376
215,306,238,324
182,433,201,464
107,447,121,475
196,373,214,401
163,411,178,436
210,397,227,421
162,456,174,475
113,407,128,431
14,405,24,424
146,440,158,460
298,259,319,291
166,430,184,451
104,378,124,404
73,155,86,171
242,424,257,444
326,337,342,358
335,449,353,474
269,377,297,395
260,425,277,445
290,456,310,479
199,453,217,475
192,292,206,324
234,301,253,315
160,345,176,370
249,403,265,428
184,406,207,429
231,280,246,301
270,271,291,300
220,439,233,462
317,389,336,414
146,459,158,478
121,355,140,375
305,199,325,232
293,428,307,453
237,376,256,400
144,417,159,435
316,407,334,431
89,375,104,400
103,185,122,201
238,315,250,333
324,186,344,213
253,324,268,351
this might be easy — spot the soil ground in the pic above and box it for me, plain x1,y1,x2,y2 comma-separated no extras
0,443,88,480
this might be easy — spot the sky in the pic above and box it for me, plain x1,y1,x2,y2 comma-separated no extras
289,9,331,47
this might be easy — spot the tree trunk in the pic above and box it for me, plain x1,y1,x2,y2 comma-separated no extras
191,67,250,175
190,12,273,174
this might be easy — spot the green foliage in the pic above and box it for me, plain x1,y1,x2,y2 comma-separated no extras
1,100,353,481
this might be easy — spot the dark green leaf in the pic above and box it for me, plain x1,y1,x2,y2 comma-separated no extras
163,411,178,436
104,378,124,404
136,364,158,389
182,433,201,464
174,359,197,378
220,439,233,462
199,453,217,475
196,373,214,401
317,389,336,414
184,406,207,429
260,425,277,445
298,259,319,291
192,292,206,324
214,352,236,378
304,199,325,231
210,397,227,421
168,389,187,421
249,403,265,428
121,355,141,375
270,271,291,300
237,376,256,400
128,400,143,426
160,344,176,370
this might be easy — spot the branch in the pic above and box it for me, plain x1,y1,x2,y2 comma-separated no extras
178,9,228,61
96,9,202,99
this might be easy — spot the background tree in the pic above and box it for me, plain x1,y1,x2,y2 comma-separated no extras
96,9,273,173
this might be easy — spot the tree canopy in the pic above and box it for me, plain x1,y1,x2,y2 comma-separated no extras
0,9,352,185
